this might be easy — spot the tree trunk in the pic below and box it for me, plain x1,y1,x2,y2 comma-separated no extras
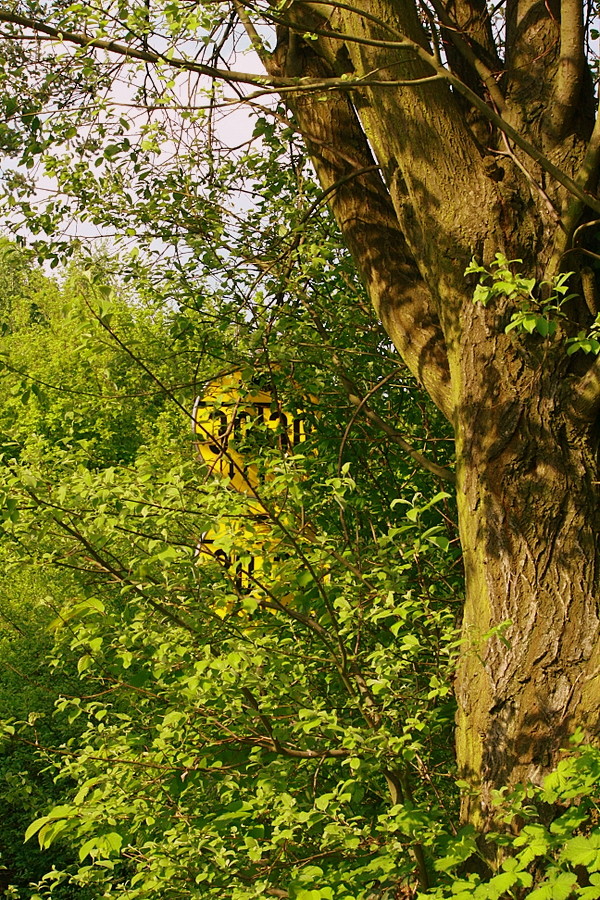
263,0,600,828
452,309,600,825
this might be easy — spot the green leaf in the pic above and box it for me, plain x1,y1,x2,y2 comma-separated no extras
473,284,492,306
535,317,551,337
431,534,450,551
103,832,123,853
527,873,578,900
79,837,99,861
560,834,600,870
465,259,487,276
24,816,50,843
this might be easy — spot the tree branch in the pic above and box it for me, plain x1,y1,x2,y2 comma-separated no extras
338,369,456,483
27,497,198,635
298,295,455,481
300,0,600,214
263,28,453,418
567,354,600,423
548,101,600,275
505,0,560,140
0,6,457,101
549,0,586,140
241,688,349,758
6,5,600,220
447,68,600,215
232,0,271,65
280,2,600,213
0,9,439,93
441,0,501,72
425,0,506,112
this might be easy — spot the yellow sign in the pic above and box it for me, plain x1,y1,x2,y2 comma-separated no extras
195,516,292,616
192,372,308,606
192,372,306,495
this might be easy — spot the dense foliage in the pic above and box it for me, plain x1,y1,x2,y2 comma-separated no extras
0,193,465,896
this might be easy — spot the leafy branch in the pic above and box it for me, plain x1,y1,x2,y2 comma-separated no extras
466,254,600,353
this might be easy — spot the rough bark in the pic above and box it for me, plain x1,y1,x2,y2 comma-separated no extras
453,302,600,826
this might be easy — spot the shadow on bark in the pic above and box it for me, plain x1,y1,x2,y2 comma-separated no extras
453,334,600,823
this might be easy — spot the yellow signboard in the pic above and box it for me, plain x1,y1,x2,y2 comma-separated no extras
192,371,308,606
195,516,292,616
192,371,306,495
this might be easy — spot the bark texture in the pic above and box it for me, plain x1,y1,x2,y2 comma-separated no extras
264,27,453,416
453,306,600,824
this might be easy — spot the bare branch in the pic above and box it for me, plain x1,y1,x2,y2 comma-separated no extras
232,0,271,64
550,0,586,139
425,0,506,111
